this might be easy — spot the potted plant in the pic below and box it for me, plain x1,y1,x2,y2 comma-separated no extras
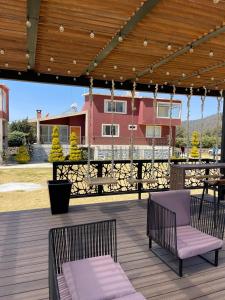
48,179,72,214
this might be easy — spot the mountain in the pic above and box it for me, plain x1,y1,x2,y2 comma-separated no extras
182,114,222,133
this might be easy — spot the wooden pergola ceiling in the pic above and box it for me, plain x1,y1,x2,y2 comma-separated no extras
1,0,225,95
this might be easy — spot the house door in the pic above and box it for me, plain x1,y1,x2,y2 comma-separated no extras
70,126,81,144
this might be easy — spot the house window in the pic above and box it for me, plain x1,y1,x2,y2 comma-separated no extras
102,124,119,137
104,99,127,114
40,125,68,144
128,124,137,130
157,102,181,119
146,126,161,138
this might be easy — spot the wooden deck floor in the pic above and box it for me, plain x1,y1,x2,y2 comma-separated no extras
1,197,225,300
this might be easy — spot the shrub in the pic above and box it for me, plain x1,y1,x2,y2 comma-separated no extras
48,126,64,162
9,118,36,144
15,145,30,164
190,131,199,158
8,131,25,147
69,132,81,160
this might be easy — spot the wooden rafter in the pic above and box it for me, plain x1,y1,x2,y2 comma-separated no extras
85,0,160,75
27,0,41,69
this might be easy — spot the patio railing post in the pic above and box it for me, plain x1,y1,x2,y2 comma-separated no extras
137,161,142,199
97,161,103,195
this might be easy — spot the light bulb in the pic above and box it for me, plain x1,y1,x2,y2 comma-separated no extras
167,44,172,50
189,46,194,53
103,74,106,78
93,61,98,67
56,76,59,80
67,70,71,74
150,67,153,73
0,49,5,55
211,77,214,81
213,0,220,3
73,77,76,81
25,53,30,59
166,71,170,76
86,71,89,76
120,76,123,80
182,73,186,77
4,63,8,67
27,64,31,69
118,35,123,42
197,74,200,79
149,80,153,83
90,31,95,39
18,72,21,75
209,50,214,57
143,39,148,47
50,57,54,62
59,25,64,32
164,81,168,85
26,20,31,28
113,65,117,70
47,67,51,72
73,60,76,64
132,67,136,72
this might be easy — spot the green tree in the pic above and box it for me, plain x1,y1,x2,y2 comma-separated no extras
9,118,36,144
190,131,199,158
69,132,81,160
8,131,26,147
15,145,30,164
48,126,64,162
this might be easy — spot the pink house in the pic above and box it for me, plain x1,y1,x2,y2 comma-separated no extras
37,93,181,159
0,84,9,158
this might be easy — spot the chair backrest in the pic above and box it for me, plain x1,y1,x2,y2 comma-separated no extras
150,190,191,226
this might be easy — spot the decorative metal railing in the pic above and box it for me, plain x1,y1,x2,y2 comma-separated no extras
53,158,218,199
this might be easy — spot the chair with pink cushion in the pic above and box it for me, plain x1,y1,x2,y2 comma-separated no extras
147,190,225,277
49,219,146,300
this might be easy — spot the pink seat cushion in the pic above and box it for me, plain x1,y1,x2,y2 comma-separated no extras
115,292,146,299
62,255,136,300
177,226,224,259
57,275,72,300
150,190,191,226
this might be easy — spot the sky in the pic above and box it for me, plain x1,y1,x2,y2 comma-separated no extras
0,79,221,122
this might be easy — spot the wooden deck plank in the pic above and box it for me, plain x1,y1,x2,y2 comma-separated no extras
0,198,225,299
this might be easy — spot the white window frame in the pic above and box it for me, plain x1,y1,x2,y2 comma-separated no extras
146,125,161,138
102,124,120,137
40,124,69,143
128,124,137,130
104,99,127,114
157,102,181,119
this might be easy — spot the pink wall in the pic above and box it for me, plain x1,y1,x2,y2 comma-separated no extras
84,94,181,145
0,85,9,121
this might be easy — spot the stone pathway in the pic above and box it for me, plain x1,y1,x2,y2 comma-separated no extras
0,182,43,192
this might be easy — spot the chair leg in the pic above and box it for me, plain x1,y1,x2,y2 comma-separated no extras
149,238,152,249
178,259,183,277
199,183,206,219
215,249,219,266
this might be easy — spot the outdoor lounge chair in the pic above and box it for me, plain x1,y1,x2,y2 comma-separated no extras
49,219,145,300
147,190,225,277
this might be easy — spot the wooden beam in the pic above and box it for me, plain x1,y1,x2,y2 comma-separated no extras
221,91,225,164
27,0,41,69
85,0,160,74
136,24,225,79
0,68,222,97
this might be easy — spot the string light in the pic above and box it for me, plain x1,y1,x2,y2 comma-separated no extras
211,77,214,81
26,20,31,28
166,71,170,76
0,49,5,55
86,71,89,76
90,31,95,39
59,25,64,32
37,72,40,76
18,72,21,75
73,60,77,64
67,70,71,74
73,77,76,81
143,39,148,47
93,61,98,67
27,64,31,70
25,53,30,59
178,81,181,85
182,73,186,77
167,44,172,50
149,79,153,83
132,67,136,72
118,34,123,42
189,45,194,53
197,74,201,79
56,76,59,80
47,67,51,72
213,0,220,3
50,57,54,62
209,50,214,57
120,76,123,80
113,65,117,70
4,63,8,67
150,67,153,73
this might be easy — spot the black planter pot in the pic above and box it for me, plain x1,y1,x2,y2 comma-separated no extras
48,180,72,215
